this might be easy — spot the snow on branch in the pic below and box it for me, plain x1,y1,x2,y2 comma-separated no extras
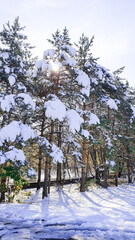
106,98,118,110
0,121,35,146
66,109,84,134
0,94,15,112
17,93,35,110
8,74,16,86
89,113,100,125
61,45,76,57
50,144,63,163
81,129,90,139
43,49,55,59
75,70,90,97
59,50,75,66
44,96,66,121
0,147,26,165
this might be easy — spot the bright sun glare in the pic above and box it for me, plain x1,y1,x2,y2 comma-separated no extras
51,61,60,73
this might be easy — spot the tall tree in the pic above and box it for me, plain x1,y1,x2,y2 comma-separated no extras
0,17,36,202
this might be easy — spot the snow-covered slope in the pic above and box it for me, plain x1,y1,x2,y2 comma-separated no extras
0,184,135,239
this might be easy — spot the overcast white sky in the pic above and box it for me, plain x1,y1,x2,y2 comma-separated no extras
0,0,135,87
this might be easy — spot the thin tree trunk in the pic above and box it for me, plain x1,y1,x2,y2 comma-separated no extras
43,120,54,198
37,110,45,190
127,158,132,183
56,123,62,186
0,177,6,202
103,166,108,188
37,148,42,190
42,157,49,198
115,167,118,186
57,162,62,185
96,168,100,185
80,102,87,192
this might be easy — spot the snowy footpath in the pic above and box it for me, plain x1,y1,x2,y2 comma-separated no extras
0,184,135,240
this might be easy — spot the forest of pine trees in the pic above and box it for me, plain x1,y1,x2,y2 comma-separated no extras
0,18,135,202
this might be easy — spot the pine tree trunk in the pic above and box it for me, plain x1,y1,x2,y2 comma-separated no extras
96,168,100,185
103,166,108,188
48,162,51,194
56,124,62,186
42,121,54,198
42,157,49,198
80,103,87,192
37,148,42,190
0,177,6,202
115,167,118,186
57,162,62,186
80,166,86,192
127,159,132,183
37,110,45,191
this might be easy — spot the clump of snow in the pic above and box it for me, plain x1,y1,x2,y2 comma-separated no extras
0,121,21,144
81,129,89,139
41,59,50,72
107,98,118,110
0,94,15,112
8,74,16,86
66,109,84,134
91,77,98,85
1,52,9,60
43,49,55,59
17,93,35,110
105,134,112,149
72,151,82,161
67,134,81,148
17,32,26,39
38,137,50,148
75,70,90,97
0,151,6,164
97,68,103,80
4,66,10,74
17,82,26,92
20,123,35,141
50,144,63,163
44,97,66,121
0,147,26,165
35,60,42,69
28,168,37,176
0,121,34,145
5,148,26,164
59,51,75,66
89,113,100,125
62,45,76,57
110,160,115,167
96,63,114,81
131,105,135,117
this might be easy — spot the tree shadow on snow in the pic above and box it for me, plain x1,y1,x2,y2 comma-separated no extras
81,192,102,207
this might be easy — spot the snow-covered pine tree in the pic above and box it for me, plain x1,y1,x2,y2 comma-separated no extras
0,17,36,202
33,28,88,197
111,69,135,184
75,33,127,189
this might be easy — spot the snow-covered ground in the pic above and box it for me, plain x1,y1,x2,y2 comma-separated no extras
0,183,135,239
